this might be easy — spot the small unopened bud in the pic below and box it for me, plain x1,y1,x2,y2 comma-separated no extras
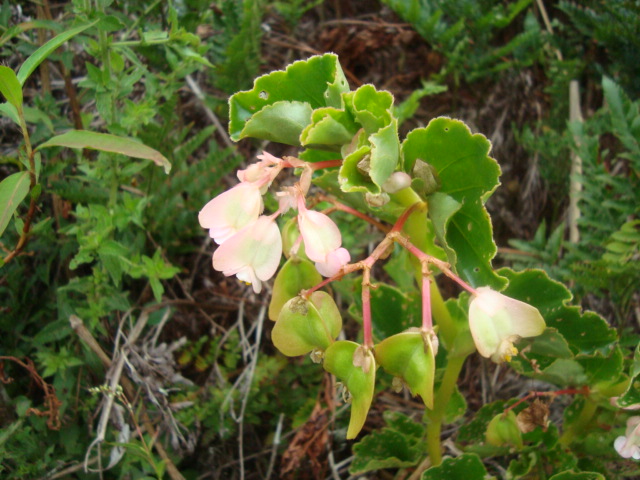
412,160,441,196
382,172,412,194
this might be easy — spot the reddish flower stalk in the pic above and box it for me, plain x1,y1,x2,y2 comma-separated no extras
504,386,591,413
317,195,390,233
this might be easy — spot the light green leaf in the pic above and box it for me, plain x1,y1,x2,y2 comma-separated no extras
0,66,23,109
368,118,400,190
344,85,393,135
402,117,504,289
350,427,422,474
229,53,349,141
234,101,313,146
17,21,99,85
0,171,30,238
36,130,171,174
300,107,359,150
428,192,462,266
0,102,20,125
421,453,488,480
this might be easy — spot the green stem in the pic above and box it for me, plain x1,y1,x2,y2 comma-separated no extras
425,354,467,465
559,396,598,447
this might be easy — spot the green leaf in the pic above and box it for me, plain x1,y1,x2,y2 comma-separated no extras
421,453,488,480
548,471,605,480
618,343,640,407
444,385,467,424
0,101,20,125
0,65,22,109
428,192,462,265
394,81,447,126
17,21,98,85
344,85,394,135
36,130,171,174
229,53,349,141
402,117,505,289
350,427,422,474
0,171,30,238
368,118,400,190
458,400,507,444
233,100,313,146
300,107,359,150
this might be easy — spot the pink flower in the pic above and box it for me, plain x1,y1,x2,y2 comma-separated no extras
212,215,282,294
297,199,350,277
198,182,264,244
468,287,545,363
615,416,640,460
237,151,285,193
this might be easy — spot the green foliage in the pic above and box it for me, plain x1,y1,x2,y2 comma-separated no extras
382,0,542,83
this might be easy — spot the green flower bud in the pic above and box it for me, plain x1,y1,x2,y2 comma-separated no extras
272,291,342,357
268,257,322,321
281,217,307,260
485,410,523,450
323,341,376,439
411,159,441,196
374,328,436,409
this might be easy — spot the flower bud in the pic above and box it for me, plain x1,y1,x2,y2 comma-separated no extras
486,410,523,449
323,341,376,439
411,159,441,196
374,329,436,409
272,291,342,357
268,257,322,321
468,287,545,363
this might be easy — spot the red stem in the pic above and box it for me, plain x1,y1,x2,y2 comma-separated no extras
505,386,591,413
309,159,343,170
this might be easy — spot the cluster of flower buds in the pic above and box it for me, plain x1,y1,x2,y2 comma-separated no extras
198,152,350,293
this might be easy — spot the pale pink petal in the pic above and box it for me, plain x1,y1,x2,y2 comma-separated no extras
315,247,350,277
212,216,282,293
382,172,412,193
199,183,263,244
298,208,342,263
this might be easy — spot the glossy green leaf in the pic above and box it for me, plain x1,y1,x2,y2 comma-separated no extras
421,453,488,480
272,291,342,356
350,427,421,474
427,192,462,265
344,85,393,135
36,130,171,174
323,341,376,439
234,100,313,146
17,21,98,85
402,117,505,289
0,171,30,238
229,53,349,141
300,107,359,150
368,118,400,190
0,66,22,109
375,329,436,408
268,257,322,321
339,144,373,192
